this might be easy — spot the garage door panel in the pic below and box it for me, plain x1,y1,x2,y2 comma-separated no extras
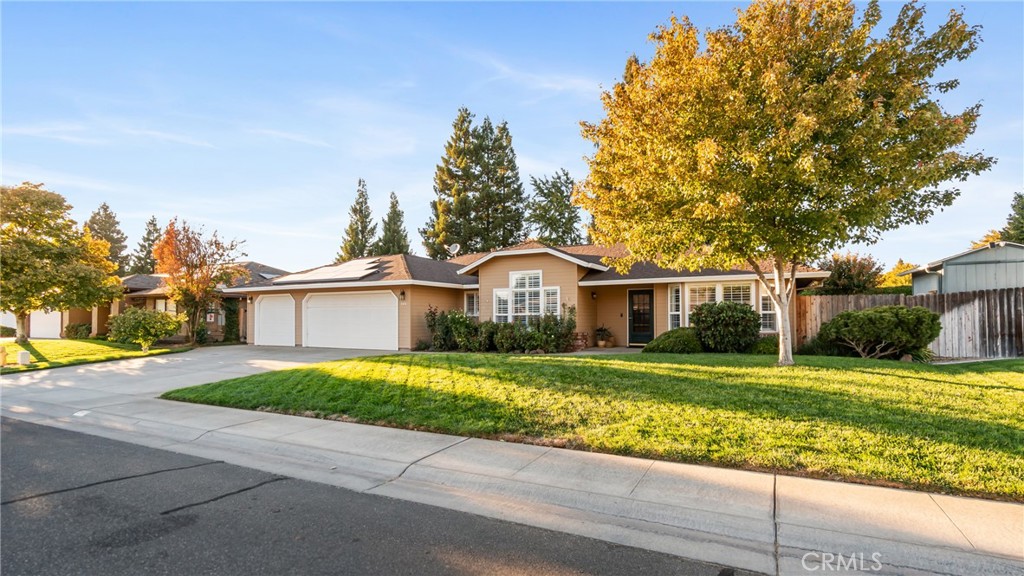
304,292,397,350
29,311,63,339
255,295,295,347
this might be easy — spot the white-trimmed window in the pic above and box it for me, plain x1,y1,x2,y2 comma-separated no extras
669,285,682,329
495,271,559,323
760,295,776,332
495,291,509,323
155,299,177,314
722,284,751,305
685,282,756,326
465,293,480,317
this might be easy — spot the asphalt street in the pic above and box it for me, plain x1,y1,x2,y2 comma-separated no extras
1,417,752,576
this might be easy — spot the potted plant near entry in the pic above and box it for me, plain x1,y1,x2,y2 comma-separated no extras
595,325,612,348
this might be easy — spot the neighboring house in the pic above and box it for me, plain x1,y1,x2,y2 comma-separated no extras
25,261,292,341
900,242,1024,295
225,241,829,351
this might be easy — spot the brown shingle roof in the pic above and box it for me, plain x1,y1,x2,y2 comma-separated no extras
251,254,476,288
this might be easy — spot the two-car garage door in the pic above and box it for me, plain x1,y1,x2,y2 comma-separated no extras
254,291,398,350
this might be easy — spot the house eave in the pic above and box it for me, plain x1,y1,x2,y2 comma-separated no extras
578,271,829,287
223,280,478,293
457,248,609,275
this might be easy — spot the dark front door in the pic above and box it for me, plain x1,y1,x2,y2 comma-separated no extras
628,290,655,345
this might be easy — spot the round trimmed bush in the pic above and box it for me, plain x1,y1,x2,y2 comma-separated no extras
642,328,703,354
817,305,941,360
690,301,760,353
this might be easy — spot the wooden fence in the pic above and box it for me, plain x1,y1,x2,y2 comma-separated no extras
794,287,1024,359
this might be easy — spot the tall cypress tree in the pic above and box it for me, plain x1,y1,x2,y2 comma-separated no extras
337,179,378,263
373,192,411,256
86,202,129,275
1001,192,1024,244
128,215,162,275
420,108,477,259
487,120,527,249
527,169,583,246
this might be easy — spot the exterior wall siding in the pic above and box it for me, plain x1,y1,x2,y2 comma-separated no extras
477,254,580,322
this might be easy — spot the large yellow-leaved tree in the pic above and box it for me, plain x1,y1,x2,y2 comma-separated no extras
577,0,994,365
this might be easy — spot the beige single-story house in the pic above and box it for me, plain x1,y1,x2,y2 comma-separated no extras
225,241,828,351
16,261,289,341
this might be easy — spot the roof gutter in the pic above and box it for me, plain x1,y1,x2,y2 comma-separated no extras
223,280,479,293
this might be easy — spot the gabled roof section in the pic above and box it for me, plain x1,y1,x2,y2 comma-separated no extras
455,240,610,275
121,273,167,292
234,261,290,282
900,241,1024,276
224,254,477,292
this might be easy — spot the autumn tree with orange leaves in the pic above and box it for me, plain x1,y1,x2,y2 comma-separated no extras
153,219,247,343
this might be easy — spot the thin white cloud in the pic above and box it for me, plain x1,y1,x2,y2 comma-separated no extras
246,128,333,148
4,122,108,145
454,48,601,102
122,128,215,148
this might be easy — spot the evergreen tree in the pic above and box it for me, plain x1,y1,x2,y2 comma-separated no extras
485,121,528,249
373,192,411,256
1001,192,1024,244
527,169,583,245
337,179,378,262
86,202,129,275
128,216,162,275
468,117,497,252
421,108,477,259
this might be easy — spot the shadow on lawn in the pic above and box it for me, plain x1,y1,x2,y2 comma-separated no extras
17,342,48,363
164,366,541,437
354,353,1024,458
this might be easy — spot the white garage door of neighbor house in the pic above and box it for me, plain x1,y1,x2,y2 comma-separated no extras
255,295,295,347
29,310,63,339
304,292,398,350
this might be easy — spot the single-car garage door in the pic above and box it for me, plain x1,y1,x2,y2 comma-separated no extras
255,295,295,346
304,292,398,350
29,310,63,339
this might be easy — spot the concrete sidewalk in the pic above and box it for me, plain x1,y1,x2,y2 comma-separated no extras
2,348,1021,576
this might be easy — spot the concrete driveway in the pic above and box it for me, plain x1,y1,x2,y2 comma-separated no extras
2,345,392,406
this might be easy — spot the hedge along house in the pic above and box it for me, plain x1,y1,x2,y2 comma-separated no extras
227,241,829,351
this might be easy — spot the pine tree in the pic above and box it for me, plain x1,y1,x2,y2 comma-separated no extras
527,169,583,245
482,120,527,250
86,202,129,275
469,117,497,252
337,179,378,263
373,192,411,256
1001,192,1024,244
128,216,162,275
421,108,478,259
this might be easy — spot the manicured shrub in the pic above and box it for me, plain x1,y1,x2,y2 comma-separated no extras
532,306,577,352
476,321,500,352
413,339,431,351
817,305,941,360
193,324,209,345
749,335,779,355
0,325,14,337
642,328,703,354
64,323,92,340
690,301,761,353
108,307,185,351
494,322,528,353
425,305,457,351
447,310,479,352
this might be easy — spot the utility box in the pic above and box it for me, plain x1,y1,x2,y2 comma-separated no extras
17,351,31,365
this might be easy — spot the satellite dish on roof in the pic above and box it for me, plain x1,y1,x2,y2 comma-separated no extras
447,243,461,256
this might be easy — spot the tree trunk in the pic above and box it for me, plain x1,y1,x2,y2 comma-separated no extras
15,312,29,344
776,294,795,366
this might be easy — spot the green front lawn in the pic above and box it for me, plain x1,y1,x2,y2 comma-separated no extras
162,353,1024,500
1,339,186,373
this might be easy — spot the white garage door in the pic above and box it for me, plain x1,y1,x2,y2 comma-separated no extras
29,310,63,339
255,295,295,346
304,292,398,350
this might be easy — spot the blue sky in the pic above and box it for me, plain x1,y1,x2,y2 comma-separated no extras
3,1,1021,273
